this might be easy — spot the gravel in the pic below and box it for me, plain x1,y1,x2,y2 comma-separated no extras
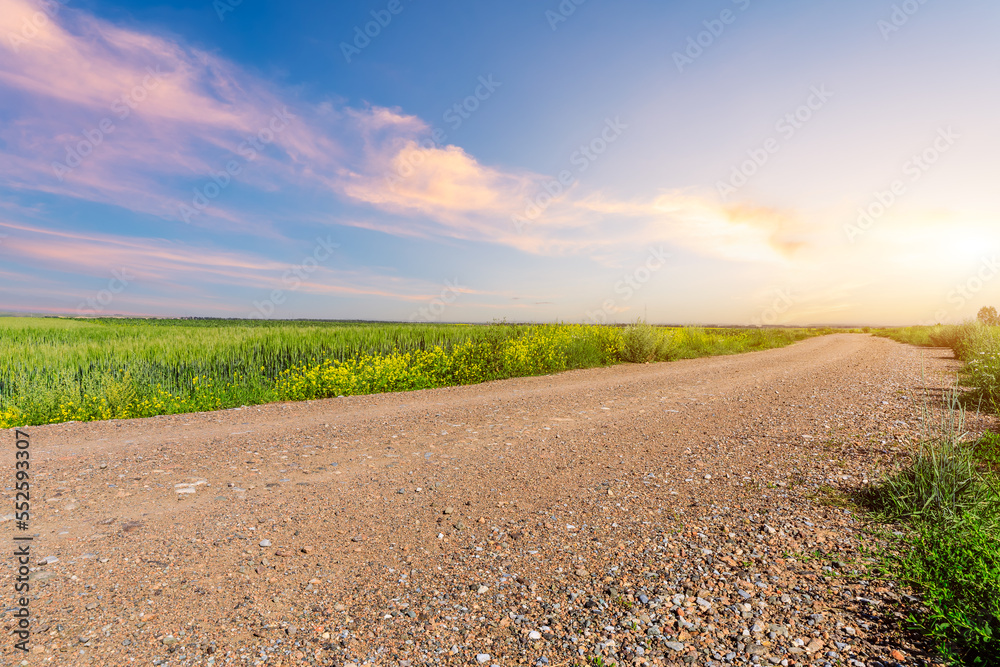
0,334,977,665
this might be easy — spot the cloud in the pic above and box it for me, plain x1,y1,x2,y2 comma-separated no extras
0,219,486,316
0,0,343,227
572,193,807,263
0,0,811,270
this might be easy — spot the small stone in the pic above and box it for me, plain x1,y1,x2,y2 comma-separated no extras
477,585,489,594
574,568,589,577
259,539,271,547
443,506,454,515
528,630,542,640
476,654,491,664
665,641,685,651
806,638,824,653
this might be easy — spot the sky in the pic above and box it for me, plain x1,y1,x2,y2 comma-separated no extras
0,0,997,325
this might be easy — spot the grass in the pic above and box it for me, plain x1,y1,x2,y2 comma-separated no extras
974,431,1000,470
585,658,617,667
0,317,824,428
865,323,1000,662
863,389,1000,664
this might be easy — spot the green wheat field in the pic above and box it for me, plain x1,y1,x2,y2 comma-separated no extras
0,317,824,429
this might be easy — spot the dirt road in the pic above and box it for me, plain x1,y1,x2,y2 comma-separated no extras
1,334,983,666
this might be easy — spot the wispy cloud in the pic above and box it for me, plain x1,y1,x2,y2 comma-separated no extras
0,219,488,313
0,0,809,268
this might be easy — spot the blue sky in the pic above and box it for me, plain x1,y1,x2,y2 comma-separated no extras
1,0,998,324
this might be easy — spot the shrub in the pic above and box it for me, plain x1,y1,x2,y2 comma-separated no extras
619,321,658,363
654,329,680,361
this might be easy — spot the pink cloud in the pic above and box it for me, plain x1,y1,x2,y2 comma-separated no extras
0,220,486,313
0,0,810,268
0,0,345,227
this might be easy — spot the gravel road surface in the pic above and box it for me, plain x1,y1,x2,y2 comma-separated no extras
2,334,987,667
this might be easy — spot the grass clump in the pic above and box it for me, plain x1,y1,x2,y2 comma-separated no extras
619,320,659,363
865,396,1000,664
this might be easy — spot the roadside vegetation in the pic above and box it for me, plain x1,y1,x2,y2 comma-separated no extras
0,317,823,428
865,313,1000,664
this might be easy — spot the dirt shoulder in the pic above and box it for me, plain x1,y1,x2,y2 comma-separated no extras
2,334,987,666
